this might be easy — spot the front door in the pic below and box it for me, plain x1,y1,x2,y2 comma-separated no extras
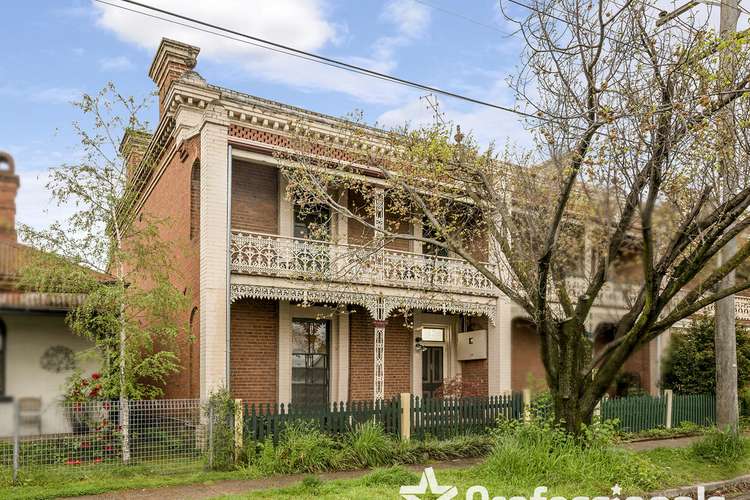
422,346,443,398
291,319,330,407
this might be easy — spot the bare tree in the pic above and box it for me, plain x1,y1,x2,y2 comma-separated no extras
281,0,750,432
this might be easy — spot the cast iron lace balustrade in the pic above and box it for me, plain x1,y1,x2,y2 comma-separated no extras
231,230,497,296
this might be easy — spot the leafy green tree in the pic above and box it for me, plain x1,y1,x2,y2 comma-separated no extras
661,318,750,395
282,0,750,433
19,84,189,462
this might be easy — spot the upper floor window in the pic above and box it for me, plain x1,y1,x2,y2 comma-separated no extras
422,220,448,257
294,204,331,240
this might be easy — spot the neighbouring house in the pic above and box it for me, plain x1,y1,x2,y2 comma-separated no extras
0,151,98,436
123,39,750,405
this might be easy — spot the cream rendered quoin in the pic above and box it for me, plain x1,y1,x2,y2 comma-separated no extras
131,39,750,404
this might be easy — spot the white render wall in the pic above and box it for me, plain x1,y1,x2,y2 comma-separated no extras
199,102,230,400
489,298,512,395
0,314,98,437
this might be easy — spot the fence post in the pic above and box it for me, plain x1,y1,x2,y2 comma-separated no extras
207,403,214,470
594,399,602,421
523,389,532,422
399,393,411,441
234,399,243,463
12,398,19,484
665,390,673,429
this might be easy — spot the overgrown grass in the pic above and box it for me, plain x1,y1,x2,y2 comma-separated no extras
476,418,665,494
227,420,750,499
253,422,341,474
342,421,396,468
691,428,749,464
0,464,246,500
7,419,750,500
245,420,493,475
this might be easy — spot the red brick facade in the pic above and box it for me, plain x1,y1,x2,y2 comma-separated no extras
461,360,488,396
230,298,278,404
231,160,278,234
348,307,412,401
135,136,201,399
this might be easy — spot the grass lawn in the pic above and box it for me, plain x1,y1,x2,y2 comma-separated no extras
219,446,750,499
2,430,748,500
0,464,252,500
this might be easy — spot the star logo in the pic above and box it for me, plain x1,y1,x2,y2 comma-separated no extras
399,467,458,500
611,484,622,496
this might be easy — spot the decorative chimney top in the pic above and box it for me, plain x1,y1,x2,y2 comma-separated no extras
119,128,153,182
0,152,20,242
148,38,201,116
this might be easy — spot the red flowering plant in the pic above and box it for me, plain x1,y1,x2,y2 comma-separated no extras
64,370,105,404
61,370,119,464
434,375,485,399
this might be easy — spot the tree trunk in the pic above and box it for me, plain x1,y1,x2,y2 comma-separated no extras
548,319,594,434
119,300,130,464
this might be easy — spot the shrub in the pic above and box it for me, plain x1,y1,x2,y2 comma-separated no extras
740,387,750,417
691,429,749,465
206,389,237,471
482,418,665,492
661,317,750,394
343,421,395,468
254,421,341,474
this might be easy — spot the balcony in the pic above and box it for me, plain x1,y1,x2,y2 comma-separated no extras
230,230,497,296
230,230,750,319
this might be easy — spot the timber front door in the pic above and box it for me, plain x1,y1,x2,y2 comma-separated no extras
422,346,443,398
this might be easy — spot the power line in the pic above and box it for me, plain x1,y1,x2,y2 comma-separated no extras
95,0,540,121
412,0,513,35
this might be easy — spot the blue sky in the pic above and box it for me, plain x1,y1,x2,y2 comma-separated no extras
0,0,533,233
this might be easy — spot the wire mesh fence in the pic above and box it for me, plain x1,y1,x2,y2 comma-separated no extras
0,399,209,482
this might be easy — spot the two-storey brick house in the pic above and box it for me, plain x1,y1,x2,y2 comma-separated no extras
125,39,734,405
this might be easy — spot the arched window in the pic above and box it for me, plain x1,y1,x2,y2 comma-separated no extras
190,161,200,240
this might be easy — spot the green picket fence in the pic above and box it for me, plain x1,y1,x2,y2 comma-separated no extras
601,392,715,432
242,391,715,443
601,394,667,432
243,397,401,444
672,393,715,427
410,394,523,440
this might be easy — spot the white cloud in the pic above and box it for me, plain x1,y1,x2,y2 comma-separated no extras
30,87,82,104
377,80,533,151
381,0,431,38
99,55,134,71
92,0,431,104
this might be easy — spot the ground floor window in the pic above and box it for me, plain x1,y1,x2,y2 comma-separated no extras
291,318,330,406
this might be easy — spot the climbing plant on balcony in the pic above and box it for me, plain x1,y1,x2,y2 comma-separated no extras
280,0,750,434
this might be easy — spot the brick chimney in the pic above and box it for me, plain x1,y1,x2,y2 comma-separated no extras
148,38,201,117
120,128,152,183
0,152,20,242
